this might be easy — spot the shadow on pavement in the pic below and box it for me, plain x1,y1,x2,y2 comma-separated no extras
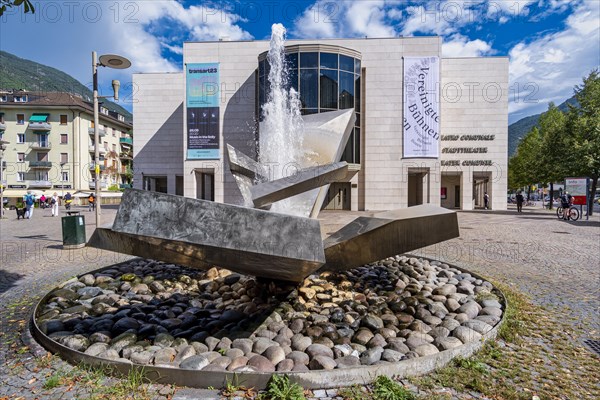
0,269,25,295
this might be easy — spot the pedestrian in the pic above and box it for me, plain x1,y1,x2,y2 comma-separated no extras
484,192,490,210
88,194,95,211
516,191,524,213
64,192,73,210
23,190,36,219
51,192,59,217
40,194,47,209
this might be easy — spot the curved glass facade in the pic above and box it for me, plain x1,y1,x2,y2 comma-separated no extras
259,47,362,164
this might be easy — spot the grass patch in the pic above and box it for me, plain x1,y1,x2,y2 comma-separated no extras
372,376,416,400
259,374,306,400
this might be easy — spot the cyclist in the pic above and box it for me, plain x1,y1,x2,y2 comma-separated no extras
560,191,572,220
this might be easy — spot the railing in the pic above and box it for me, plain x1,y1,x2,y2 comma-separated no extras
29,161,52,168
89,181,108,189
29,142,52,150
120,137,133,146
120,151,132,159
88,128,106,136
89,145,106,154
89,163,106,171
28,180,52,188
28,122,52,131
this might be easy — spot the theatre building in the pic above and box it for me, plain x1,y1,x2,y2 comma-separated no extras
133,36,508,211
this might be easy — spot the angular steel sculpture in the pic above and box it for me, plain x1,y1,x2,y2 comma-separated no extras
322,205,459,271
251,162,349,209
105,189,326,282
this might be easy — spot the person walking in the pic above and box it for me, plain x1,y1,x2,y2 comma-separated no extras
51,192,59,217
23,190,36,219
560,191,572,220
64,192,73,210
516,191,524,213
39,194,47,209
88,194,95,211
484,192,490,210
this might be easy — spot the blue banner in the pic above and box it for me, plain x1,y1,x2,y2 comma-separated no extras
186,63,220,159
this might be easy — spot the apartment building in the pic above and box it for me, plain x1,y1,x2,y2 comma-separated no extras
0,90,133,204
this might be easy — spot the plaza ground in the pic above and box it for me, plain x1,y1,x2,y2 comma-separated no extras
0,203,598,399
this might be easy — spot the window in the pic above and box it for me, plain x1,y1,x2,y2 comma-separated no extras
17,134,25,143
37,171,48,181
17,172,25,181
100,107,109,115
0,95,7,102
118,114,125,122
0,113,4,123
104,141,108,150
61,172,69,182
13,95,28,102
60,153,68,164
112,144,116,152
17,114,25,124
60,115,68,125
37,152,48,162
17,153,25,162
60,134,68,144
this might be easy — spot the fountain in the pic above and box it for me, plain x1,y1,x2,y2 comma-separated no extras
31,23,504,391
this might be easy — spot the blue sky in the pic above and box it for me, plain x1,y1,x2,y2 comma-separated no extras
1,0,598,123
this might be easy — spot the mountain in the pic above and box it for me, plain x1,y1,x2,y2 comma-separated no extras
508,96,578,156
0,51,132,122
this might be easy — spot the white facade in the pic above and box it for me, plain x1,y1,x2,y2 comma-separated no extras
133,37,508,211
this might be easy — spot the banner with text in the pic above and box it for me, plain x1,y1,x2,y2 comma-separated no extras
403,57,440,158
186,63,220,159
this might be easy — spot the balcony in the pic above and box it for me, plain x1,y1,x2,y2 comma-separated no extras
89,163,106,171
28,180,52,188
28,122,52,131
0,121,6,131
29,161,52,169
88,127,106,137
89,181,108,189
119,151,132,160
30,141,52,150
89,145,107,154
120,137,133,146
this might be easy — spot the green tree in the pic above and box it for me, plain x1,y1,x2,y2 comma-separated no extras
538,102,569,206
567,70,600,215
509,126,543,192
0,0,34,17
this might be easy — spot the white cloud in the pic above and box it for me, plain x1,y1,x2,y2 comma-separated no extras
508,0,600,120
442,34,493,57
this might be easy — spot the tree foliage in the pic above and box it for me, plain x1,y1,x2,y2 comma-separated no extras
510,70,600,214
0,0,35,17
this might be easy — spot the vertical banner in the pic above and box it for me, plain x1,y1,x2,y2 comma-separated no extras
403,57,440,158
565,177,588,205
186,63,220,159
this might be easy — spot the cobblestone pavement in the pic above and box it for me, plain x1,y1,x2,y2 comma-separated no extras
0,203,598,399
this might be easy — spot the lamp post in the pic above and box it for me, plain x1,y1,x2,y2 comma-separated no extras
0,142,7,218
60,162,65,198
93,52,131,227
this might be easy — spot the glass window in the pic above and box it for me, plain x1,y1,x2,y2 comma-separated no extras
355,75,361,112
18,153,25,162
259,59,265,77
355,58,362,75
301,109,319,116
62,172,69,181
300,69,318,109
60,115,67,125
60,134,68,144
320,69,338,109
339,71,355,110
17,114,24,124
340,55,354,73
285,52,298,70
37,152,48,162
17,172,25,181
300,52,318,68
17,133,25,143
320,52,338,69
60,153,68,163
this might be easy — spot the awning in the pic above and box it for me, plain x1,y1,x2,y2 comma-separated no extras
1,189,48,197
29,114,49,122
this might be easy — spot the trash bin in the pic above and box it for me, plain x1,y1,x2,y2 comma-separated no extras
62,214,86,249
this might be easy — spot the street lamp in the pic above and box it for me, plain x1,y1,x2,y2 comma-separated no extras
93,52,131,227
60,162,66,198
0,142,7,218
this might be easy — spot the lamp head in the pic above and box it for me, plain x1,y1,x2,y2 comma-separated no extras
98,54,131,69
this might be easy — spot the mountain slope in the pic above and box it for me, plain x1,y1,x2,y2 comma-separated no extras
0,51,132,121
508,96,578,156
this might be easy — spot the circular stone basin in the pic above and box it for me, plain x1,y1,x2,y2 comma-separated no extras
32,255,505,389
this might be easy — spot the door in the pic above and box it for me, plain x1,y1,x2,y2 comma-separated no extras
454,185,461,208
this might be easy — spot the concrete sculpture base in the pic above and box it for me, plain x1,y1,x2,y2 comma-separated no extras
90,189,326,283
322,204,459,271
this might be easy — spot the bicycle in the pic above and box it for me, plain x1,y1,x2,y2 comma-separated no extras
556,205,580,221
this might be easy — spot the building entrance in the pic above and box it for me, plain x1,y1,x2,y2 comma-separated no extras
408,169,430,207
195,170,214,201
324,183,351,210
